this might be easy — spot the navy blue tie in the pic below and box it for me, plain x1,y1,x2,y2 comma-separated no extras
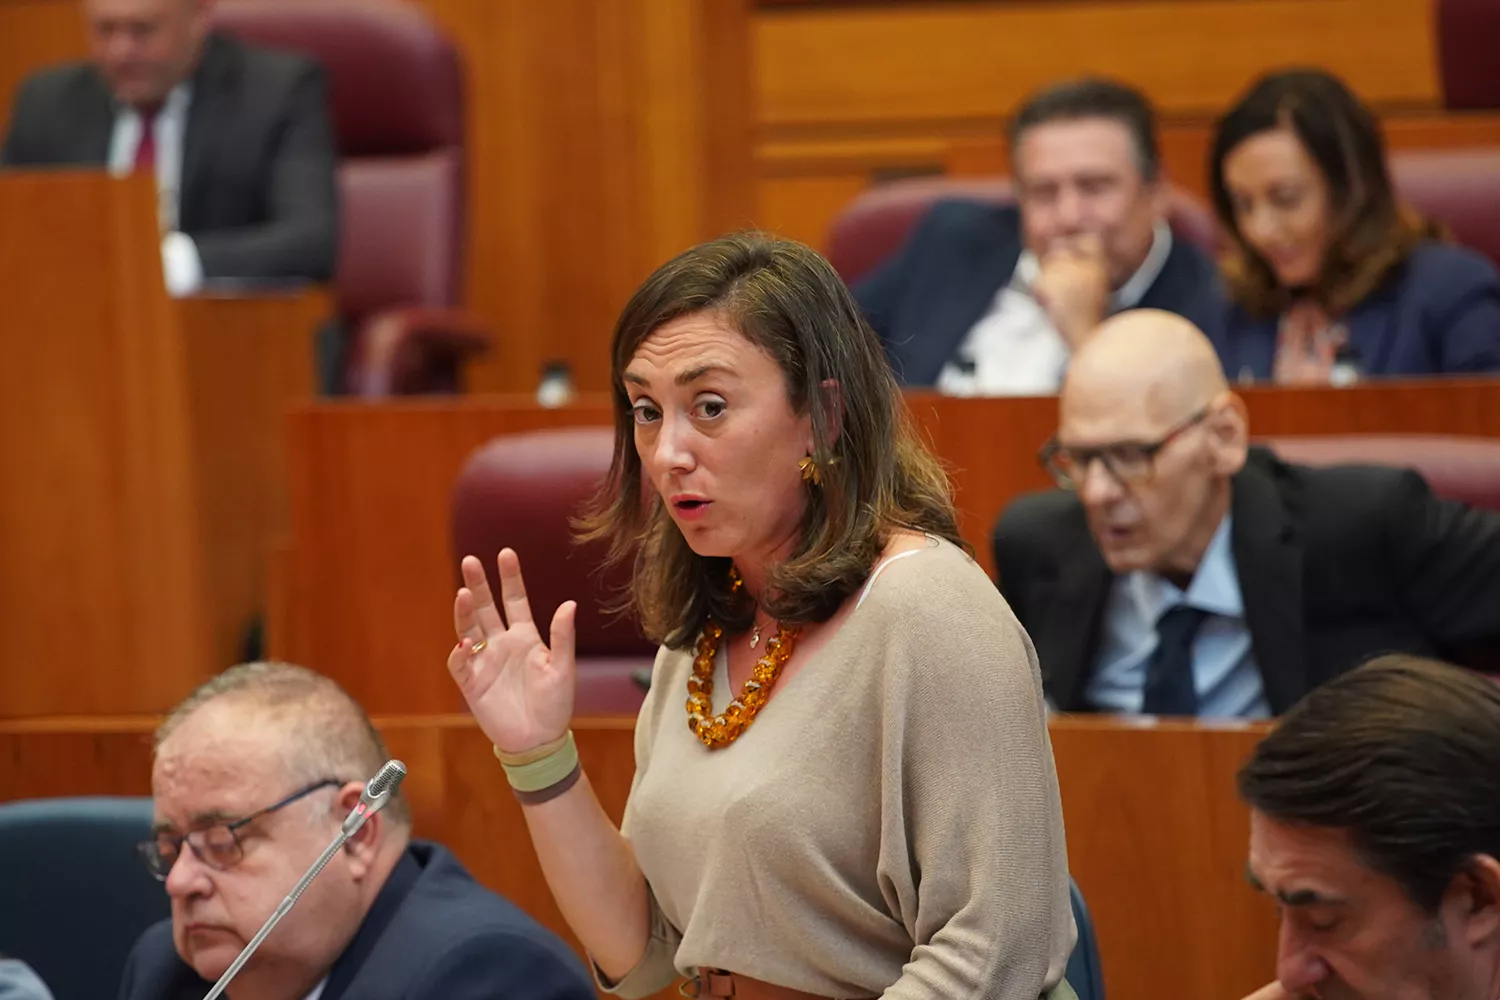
1142,605,1209,716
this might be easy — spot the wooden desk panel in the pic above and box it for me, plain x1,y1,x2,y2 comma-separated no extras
271,382,1500,722
0,172,325,718
0,715,1274,1000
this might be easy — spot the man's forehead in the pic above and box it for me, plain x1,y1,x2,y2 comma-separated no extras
1059,379,1164,443
1017,118,1137,172
1249,813,1370,894
153,708,285,815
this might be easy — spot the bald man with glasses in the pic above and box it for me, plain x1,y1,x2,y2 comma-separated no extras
121,662,593,1000
992,309,1500,719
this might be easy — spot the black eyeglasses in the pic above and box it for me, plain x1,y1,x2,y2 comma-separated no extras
137,778,345,881
1039,408,1209,490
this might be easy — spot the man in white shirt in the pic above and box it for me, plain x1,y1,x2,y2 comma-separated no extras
855,78,1224,395
1,0,338,296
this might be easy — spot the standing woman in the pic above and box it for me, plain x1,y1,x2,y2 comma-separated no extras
446,233,1075,1000
1208,68,1500,382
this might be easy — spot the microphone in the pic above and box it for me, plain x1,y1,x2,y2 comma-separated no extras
342,759,406,837
200,760,408,1000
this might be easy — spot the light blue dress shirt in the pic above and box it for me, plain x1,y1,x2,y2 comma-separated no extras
0,960,54,1000
1086,515,1271,719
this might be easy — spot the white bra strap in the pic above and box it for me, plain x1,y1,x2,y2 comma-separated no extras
856,547,926,609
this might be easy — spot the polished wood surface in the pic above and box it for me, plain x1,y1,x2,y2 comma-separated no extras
264,381,1500,722
0,0,756,396
0,171,323,718
0,714,1276,1000
754,0,1436,131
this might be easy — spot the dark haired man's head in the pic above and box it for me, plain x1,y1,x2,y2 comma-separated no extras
1008,78,1167,288
1238,655,1500,1000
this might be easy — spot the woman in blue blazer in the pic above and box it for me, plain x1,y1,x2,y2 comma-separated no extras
1208,69,1500,382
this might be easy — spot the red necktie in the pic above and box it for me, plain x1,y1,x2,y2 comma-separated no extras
134,106,159,172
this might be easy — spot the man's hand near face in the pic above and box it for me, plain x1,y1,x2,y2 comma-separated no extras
1033,232,1111,350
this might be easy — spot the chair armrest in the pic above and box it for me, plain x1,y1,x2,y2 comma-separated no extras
350,306,491,396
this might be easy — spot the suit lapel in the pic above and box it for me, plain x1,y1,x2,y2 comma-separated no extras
1343,292,1399,374
1231,452,1308,713
180,34,236,229
904,211,1021,384
74,69,116,164
1037,527,1111,711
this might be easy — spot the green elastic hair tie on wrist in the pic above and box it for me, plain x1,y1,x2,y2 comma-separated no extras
497,731,579,793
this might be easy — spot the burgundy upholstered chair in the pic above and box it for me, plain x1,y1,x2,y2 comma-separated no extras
825,176,1220,287
1390,148,1500,269
1435,0,1500,110
213,0,488,396
451,428,655,717
1261,434,1500,512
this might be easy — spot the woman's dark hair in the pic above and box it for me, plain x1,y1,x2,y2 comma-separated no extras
1238,654,1500,913
577,231,963,648
1209,68,1440,318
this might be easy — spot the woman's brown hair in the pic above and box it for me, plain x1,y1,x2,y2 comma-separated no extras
1210,68,1441,318
577,231,963,649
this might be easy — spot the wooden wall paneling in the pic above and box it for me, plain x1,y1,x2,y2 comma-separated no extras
753,0,1437,131
409,0,757,396
0,715,1275,1000
269,381,1500,722
756,135,950,249
0,0,84,142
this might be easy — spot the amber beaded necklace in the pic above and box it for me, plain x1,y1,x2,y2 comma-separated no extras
685,568,800,750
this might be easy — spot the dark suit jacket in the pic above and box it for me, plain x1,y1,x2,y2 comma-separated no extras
1213,242,1500,379
851,199,1226,386
993,447,1500,714
117,841,595,1000
1,32,338,283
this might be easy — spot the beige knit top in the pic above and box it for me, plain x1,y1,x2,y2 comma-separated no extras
605,537,1075,1000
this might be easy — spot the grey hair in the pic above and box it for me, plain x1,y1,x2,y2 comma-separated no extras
156,662,411,829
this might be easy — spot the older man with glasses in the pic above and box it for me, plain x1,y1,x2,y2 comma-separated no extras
992,308,1500,719
121,662,594,1000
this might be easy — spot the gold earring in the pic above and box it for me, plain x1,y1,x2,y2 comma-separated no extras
798,456,821,486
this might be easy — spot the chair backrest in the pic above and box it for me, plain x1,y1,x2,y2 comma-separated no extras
1066,877,1105,1000
0,797,168,1000
1389,148,1500,269
451,428,655,660
1261,434,1500,512
211,0,466,323
825,176,1220,287
1436,0,1500,110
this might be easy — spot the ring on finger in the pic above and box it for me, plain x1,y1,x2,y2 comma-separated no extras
469,638,488,655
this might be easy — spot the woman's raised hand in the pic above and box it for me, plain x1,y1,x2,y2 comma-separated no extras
447,549,577,753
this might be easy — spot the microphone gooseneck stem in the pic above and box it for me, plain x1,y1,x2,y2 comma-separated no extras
200,830,350,1000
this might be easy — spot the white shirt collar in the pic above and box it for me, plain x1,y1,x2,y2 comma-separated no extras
1011,220,1174,311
